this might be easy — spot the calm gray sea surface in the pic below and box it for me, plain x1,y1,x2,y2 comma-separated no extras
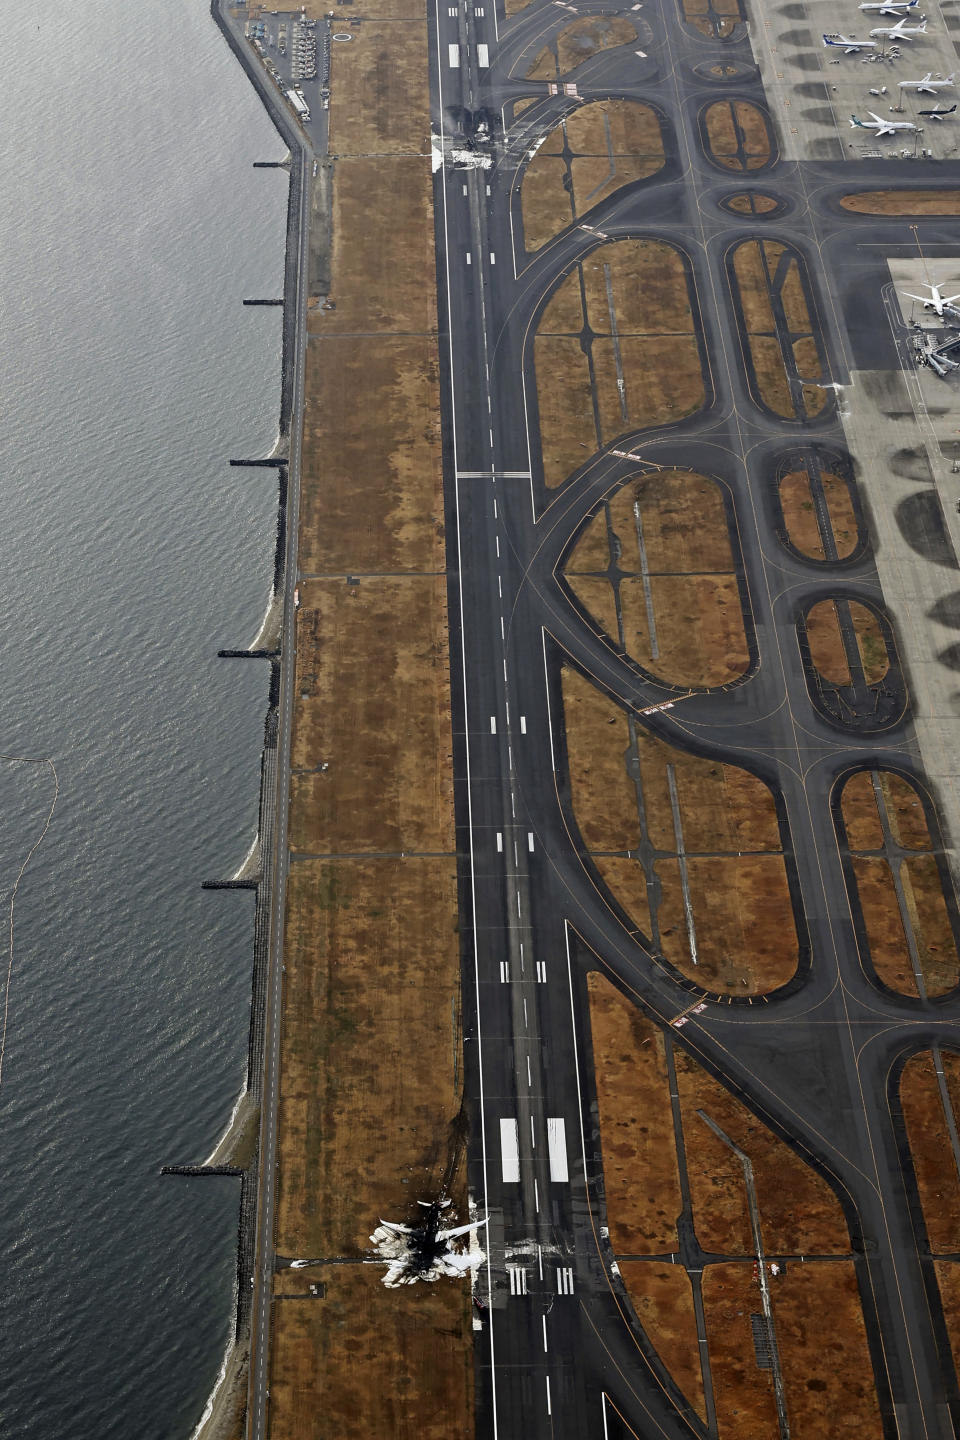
0,5,286,1435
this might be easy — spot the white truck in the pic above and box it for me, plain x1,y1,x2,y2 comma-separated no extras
286,89,311,123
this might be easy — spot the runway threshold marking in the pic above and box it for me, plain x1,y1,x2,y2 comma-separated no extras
508,1265,528,1295
548,1117,569,1180
500,1118,520,1181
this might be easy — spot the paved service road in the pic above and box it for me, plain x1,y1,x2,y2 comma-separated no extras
211,4,314,1431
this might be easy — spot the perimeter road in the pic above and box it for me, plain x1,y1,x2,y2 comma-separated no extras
244,134,311,1440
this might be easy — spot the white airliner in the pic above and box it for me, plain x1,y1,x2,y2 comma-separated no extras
859,0,918,14
899,71,954,93
919,101,957,118
823,32,878,50
869,16,928,38
901,282,960,315
850,109,919,134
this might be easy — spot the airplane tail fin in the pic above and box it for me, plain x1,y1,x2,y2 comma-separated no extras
850,114,865,126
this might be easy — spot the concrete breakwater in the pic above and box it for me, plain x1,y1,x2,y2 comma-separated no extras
172,3,307,1390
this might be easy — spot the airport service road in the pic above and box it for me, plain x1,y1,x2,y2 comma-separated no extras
212,34,313,1437
430,0,960,1433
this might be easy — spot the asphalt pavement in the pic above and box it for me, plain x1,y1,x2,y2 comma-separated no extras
428,0,960,1436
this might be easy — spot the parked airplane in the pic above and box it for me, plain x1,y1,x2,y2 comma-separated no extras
901,281,960,315
869,17,928,37
823,32,878,50
918,101,958,117
850,109,919,134
859,0,919,12
899,71,954,92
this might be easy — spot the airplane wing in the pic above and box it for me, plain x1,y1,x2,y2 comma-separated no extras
868,110,888,123
437,1217,489,1242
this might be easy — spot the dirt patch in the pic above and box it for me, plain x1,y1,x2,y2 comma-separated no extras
726,191,778,215
271,31,470,1426
521,102,664,251
883,774,932,850
729,239,825,421
620,573,749,688
309,156,436,334
290,579,452,854
562,669,797,993
269,1269,472,1440
586,974,865,1431
675,1052,849,1254
593,855,652,937
618,1262,707,1419
903,854,960,994
805,598,888,687
565,471,750,687
607,470,738,572
847,821,959,996
534,242,705,485
681,0,742,38
841,770,933,852
935,1262,960,1378
298,0,426,15
299,338,444,574
703,1261,882,1439
779,468,858,561
657,854,798,994
587,973,683,1253
703,1263,780,1434
840,190,960,216
566,505,615,573
779,471,825,560
704,100,771,170
900,1050,960,1253
567,573,622,642
276,858,462,1255
562,669,641,852
328,23,429,153
525,15,637,79
851,856,916,994
841,771,886,851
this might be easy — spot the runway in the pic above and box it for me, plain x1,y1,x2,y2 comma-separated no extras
429,0,960,1434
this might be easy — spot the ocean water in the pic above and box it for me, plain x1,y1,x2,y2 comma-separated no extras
0,5,286,1435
